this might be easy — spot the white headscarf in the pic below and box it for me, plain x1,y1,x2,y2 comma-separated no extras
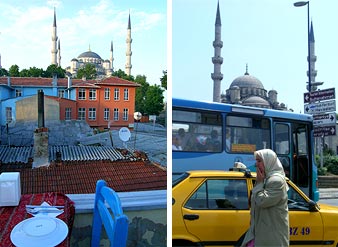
254,149,286,179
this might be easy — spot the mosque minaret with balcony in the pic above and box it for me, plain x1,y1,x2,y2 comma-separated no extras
211,1,223,103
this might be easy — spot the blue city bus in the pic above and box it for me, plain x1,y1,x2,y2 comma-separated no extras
172,98,319,201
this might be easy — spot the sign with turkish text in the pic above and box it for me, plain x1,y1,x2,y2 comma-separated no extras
304,100,336,114
303,88,335,103
314,125,336,137
313,113,336,126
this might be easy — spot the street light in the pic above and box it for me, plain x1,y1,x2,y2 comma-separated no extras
294,1,311,92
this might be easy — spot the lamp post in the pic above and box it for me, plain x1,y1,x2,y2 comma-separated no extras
294,1,311,93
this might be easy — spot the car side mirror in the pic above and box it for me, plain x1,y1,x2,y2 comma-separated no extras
308,200,319,212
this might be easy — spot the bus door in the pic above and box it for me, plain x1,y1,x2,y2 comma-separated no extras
291,124,311,197
274,122,292,179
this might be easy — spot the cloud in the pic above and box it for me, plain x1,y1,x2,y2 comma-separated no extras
0,0,166,85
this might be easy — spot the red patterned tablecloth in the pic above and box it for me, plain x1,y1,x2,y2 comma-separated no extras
0,192,75,247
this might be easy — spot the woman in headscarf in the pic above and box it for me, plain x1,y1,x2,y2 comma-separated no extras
241,149,289,247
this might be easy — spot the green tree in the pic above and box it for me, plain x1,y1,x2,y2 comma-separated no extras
112,69,134,81
134,75,164,115
19,69,30,77
26,66,44,77
135,75,149,113
76,63,97,79
45,64,66,78
0,68,9,76
144,84,165,115
9,65,20,77
160,70,167,90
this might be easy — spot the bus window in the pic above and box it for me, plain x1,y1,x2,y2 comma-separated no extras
226,116,271,153
274,123,291,178
172,110,222,152
275,124,290,155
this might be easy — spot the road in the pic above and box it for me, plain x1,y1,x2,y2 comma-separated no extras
319,198,338,207
318,188,338,206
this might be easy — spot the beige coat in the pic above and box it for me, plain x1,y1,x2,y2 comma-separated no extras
241,149,289,247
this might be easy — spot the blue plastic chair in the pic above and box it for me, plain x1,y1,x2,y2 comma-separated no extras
91,180,129,247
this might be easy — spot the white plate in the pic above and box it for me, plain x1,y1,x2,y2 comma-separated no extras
10,217,68,247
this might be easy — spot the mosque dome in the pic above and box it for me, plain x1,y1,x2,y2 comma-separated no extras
242,96,270,107
78,51,102,60
230,72,264,89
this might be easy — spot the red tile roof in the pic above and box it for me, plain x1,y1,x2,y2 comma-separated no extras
0,76,140,88
1,160,166,194
96,77,140,87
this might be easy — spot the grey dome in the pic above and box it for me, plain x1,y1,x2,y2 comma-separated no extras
230,73,264,89
242,96,270,107
78,51,102,60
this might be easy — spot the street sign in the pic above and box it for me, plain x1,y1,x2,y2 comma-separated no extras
304,87,335,103
314,125,336,137
304,100,336,114
313,113,337,126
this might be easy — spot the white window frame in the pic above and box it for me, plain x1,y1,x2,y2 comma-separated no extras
123,108,128,121
78,89,86,100
124,88,129,101
78,108,86,120
114,88,120,101
114,108,119,121
15,89,22,97
104,108,110,121
104,88,110,100
58,89,65,98
88,108,96,120
89,89,97,100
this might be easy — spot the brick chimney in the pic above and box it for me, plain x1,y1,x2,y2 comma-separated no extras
33,90,49,168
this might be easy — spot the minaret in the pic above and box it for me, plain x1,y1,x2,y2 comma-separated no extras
57,39,61,67
110,41,114,71
307,21,322,91
211,1,223,102
125,12,132,76
51,8,58,66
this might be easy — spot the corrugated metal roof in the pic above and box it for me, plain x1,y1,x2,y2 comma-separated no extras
0,146,33,164
0,145,138,164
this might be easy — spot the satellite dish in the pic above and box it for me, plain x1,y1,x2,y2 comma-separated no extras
119,127,131,142
134,112,142,121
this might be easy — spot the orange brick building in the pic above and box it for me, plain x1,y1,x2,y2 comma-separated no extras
0,76,140,129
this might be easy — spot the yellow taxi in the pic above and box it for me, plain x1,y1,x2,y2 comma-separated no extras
172,168,338,247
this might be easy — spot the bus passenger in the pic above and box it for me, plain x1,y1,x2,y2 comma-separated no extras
207,130,221,152
172,136,183,151
177,128,189,149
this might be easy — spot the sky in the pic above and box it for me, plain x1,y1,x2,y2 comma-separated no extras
172,0,338,114
0,0,166,86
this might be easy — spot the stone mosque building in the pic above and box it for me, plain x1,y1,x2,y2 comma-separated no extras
51,9,132,78
220,65,287,110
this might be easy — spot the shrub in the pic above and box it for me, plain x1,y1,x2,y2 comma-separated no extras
317,167,327,176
